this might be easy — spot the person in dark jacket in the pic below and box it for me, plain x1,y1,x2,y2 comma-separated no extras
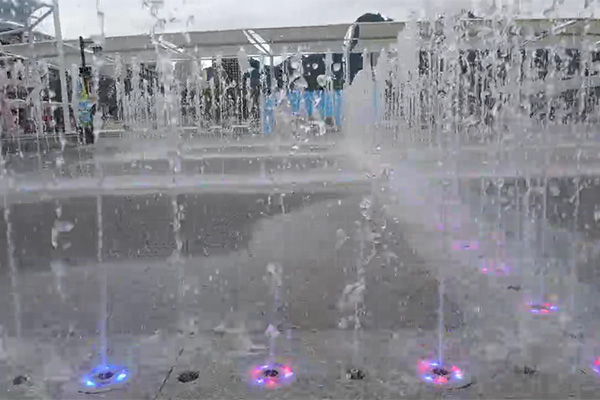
344,12,394,83
347,12,394,53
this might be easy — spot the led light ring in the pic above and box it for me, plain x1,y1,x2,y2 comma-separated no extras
418,360,464,386
592,357,600,375
81,365,129,391
527,302,558,315
249,363,294,388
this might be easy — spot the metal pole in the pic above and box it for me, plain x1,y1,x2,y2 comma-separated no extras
79,37,92,96
79,36,87,69
344,48,350,87
269,54,275,94
52,0,72,137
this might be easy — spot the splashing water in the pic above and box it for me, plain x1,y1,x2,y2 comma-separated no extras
1,2,600,397
265,262,283,360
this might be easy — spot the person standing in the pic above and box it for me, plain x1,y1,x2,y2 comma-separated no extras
77,79,97,145
76,36,98,145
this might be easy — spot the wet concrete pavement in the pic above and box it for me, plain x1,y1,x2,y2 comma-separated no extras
0,179,454,399
1,137,600,398
0,139,445,399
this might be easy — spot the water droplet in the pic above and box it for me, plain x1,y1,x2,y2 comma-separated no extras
186,15,195,27
360,197,372,210
266,263,283,287
316,74,327,87
293,77,308,89
54,220,74,233
265,323,280,339
335,228,348,249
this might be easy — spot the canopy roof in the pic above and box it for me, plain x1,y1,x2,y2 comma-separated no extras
1,18,599,69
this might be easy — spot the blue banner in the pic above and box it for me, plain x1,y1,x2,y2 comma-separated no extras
262,90,343,134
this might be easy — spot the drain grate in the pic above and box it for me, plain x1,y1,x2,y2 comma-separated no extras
263,369,279,378
177,370,200,383
12,375,29,386
432,368,449,377
97,371,114,381
346,368,366,380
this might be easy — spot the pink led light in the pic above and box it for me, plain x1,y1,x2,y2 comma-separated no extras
248,362,295,389
527,302,558,315
592,357,600,376
417,359,465,387
480,259,510,276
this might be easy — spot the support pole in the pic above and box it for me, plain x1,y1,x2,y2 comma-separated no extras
52,0,72,139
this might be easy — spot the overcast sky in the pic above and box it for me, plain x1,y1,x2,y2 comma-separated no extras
36,0,590,39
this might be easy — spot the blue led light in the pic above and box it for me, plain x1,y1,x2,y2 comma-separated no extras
80,364,130,392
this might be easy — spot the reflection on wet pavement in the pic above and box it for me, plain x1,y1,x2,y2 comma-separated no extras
3,141,600,399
